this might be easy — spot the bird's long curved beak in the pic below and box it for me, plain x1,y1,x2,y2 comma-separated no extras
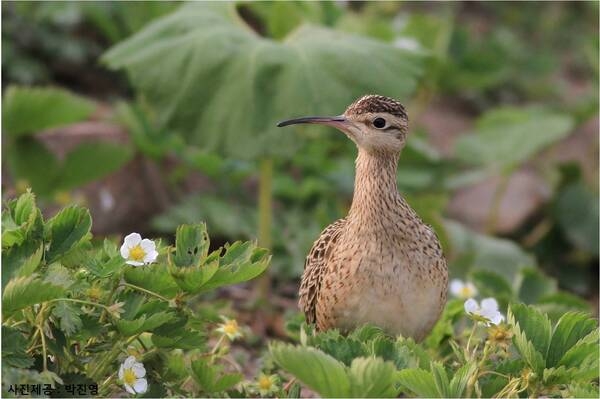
277,115,347,128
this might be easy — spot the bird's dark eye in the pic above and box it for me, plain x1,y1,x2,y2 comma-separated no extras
373,117,386,129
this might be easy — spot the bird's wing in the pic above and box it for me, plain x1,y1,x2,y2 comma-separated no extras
299,218,347,325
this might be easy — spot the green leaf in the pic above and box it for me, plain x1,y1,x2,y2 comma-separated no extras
44,264,75,289
167,256,219,294
3,86,95,137
173,224,210,268
52,301,83,336
430,362,450,398
103,2,421,160
2,326,34,368
469,269,513,304
547,311,598,367
6,137,61,196
116,311,175,336
198,242,270,292
2,276,66,314
86,257,124,278
348,357,398,398
270,343,351,398
553,182,599,255
58,142,133,190
445,220,535,282
397,368,440,398
124,264,179,298
190,359,243,394
45,205,92,263
515,267,557,304
507,303,549,372
455,107,574,170
448,363,477,398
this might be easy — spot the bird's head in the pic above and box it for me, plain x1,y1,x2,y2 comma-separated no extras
277,95,409,154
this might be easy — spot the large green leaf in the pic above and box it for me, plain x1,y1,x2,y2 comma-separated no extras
455,107,574,170
553,182,599,256
348,357,399,398
103,2,422,159
2,326,34,368
507,304,549,373
270,343,351,398
397,368,440,398
2,276,66,314
547,312,598,368
445,220,534,282
173,224,210,268
2,86,95,137
515,267,557,304
44,206,92,263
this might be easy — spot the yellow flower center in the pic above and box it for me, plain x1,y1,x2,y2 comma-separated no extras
223,320,239,335
129,245,146,261
87,287,102,301
258,375,272,391
123,368,137,386
460,286,473,298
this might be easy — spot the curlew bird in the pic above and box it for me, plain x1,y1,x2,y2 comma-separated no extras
277,95,448,341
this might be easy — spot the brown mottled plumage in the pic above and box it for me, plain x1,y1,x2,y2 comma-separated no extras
278,95,448,341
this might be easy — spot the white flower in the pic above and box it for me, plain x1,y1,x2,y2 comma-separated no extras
464,297,504,326
450,279,478,299
215,316,243,341
118,356,148,394
120,233,158,266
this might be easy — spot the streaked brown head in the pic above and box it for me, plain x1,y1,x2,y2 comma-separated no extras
277,94,409,154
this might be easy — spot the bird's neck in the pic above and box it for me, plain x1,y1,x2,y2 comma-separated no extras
348,149,403,221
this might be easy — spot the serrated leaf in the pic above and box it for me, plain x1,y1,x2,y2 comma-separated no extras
116,311,175,336
172,224,210,268
270,343,351,397
168,256,219,294
124,263,179,298
348,357,398,397
448,362,477,398
45,206,92,263
52,301,83,336
430,362,450,398
198,242,270,292
103,2,421,160
86,256,124,278
397,368,440,398
2,276,66,314
547,311,598,367
3,86,95,137
507,304,548,373
44,264,75,289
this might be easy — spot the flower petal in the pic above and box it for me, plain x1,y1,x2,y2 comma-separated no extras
144,250,159,264
118,364,125,380
480,298,499,313
449,279,464,296
124,383,135,394
120,243,130,260
132,363,146,378
489,312,504,326
123,356,137,368
133,378,148,394
464,298,479,314
140,239,156,252
126,260,145,267
124,233,142,248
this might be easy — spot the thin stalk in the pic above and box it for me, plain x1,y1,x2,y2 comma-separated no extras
120,282,170,302
38,324,48,371
255,157,273,302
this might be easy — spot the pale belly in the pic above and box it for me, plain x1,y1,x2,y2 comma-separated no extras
321,256,447,341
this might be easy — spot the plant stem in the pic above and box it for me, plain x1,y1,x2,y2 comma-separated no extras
38,324,48,371
255,157,273,303
120,282,170,302
47,297,110,310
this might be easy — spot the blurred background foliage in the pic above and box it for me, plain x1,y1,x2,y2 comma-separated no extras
2,1,598,314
